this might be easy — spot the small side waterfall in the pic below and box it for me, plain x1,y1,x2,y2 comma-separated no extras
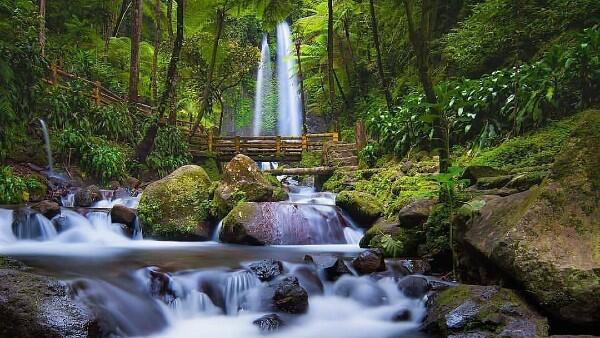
276,22,303,137
38,119,54,173
252,35,273,136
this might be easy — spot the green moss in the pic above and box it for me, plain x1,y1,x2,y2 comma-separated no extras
300,151,321,168
468,115,579,171
336,190,383,225
199,157,221,181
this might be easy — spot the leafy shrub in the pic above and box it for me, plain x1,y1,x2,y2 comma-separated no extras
146,125,192,177
0,166,27,204
358,143,381,168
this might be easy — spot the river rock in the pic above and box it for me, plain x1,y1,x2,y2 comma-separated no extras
335,191,383,227
31,200,60,219
214,154,287,217
423,285,549,338
138,165,213,240
110,205,136,226
148,268,177,304
352,249,386,275
11,208,56,240
455,111,600,326
253,313,285,332
397,198,436,228
324,258,352,281
74,185,101,207
291,265,324,295
272,276,309,314
333,276,387,306
219,202,347,245
248,259,283,282
397,275,430,299
0,262,102,337
460,166,508,185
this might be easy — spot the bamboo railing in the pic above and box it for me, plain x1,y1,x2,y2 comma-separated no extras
44,64,340,162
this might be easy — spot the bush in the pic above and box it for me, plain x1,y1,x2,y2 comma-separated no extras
0,166,27,204
146,125,192,177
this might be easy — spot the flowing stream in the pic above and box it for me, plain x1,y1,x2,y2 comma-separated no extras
0,187,431,338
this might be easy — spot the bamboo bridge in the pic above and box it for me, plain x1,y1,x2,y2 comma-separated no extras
44,65,358,163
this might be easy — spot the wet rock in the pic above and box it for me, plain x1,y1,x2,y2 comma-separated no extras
335,190,383,227
74,185,101,207
253,313,285,332
505,171,548,191
333,276,387,307
30,200,60,219
455,112,600,326
397,275,430,299
0,266,102,337
461,166,508,185
110,205,136,226
108,181,120,190
219,202,347,245
475,175,513,189
323,258,352,281
123,176,141,189
292,265,324,295
138,165,213,240
423,285,548,338
303,255,315,265
214,154,287,217
352,249,386,275
11,208,56,240
148,268,176,304
248,259,283,282
392,309,412,322
272,276,309,314
112,187,131,200
397,198,436,228
359,218,421,257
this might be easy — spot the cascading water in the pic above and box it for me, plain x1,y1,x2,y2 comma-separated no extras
38,118,54,173
276,21,303,137
252,35,273,137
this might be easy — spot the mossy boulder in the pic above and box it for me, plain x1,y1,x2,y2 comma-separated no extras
0,262,102,337
359,218,421,257
336,191,383,226
461,165,508,185
214,155,287,217
457,110,600,325
423,285,549,337
138,165,213,240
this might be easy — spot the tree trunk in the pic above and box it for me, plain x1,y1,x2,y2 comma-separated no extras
128,0,142,116
295,40,308,133
369,0,393,112
39,0,46,56
189,7,225,141
402,0,449,173
327,0,336,126
151,0,161,103
167,0,174,45
135,0,185,163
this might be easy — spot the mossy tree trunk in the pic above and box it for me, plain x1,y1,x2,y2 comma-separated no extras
327,0,337,128
135,0,184,163
369,0,393,112
128,0,142,116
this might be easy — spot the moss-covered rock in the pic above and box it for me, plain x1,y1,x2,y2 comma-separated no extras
423,285,549,337
336,191,383,226
457,110,600,325
138,165,213,240
214,155,287,218
359,218,421,257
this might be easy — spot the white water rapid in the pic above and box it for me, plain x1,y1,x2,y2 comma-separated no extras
276,21,303,137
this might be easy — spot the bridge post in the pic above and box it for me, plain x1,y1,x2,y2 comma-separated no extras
302,135,308,151
93,81,101,104
355,121,367,151
51,64,58,85
332,132,339,143
208,130,214,153
235,136,241,153
276,136,282,155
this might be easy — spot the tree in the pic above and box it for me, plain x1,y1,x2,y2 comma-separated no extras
368,0,393,111
151,0,161,103
128,0,142,115
39,0,46,56
402,0,449,173
135,0,185,162
327,0,336,126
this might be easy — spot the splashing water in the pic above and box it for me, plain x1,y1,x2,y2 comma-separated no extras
253,35,273,137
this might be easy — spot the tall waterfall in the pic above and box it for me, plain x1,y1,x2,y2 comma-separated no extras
276,22,302,137
252,35,273,136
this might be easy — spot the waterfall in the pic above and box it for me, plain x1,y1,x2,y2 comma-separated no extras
276,22,303,137
38,119,54,173
252,35,273,136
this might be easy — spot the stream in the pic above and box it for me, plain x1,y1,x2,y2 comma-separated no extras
0,187,432,338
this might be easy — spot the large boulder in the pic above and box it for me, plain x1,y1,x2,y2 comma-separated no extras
248,259,283,282
359,218,421,257
110,205,136,226
460,165,508,185
30,200,60,219
272,276,309,314
351,249,386,275
0,262,102,337
423,285,549,338
335,191,383,226
214,155,287,217
138,165,213,240
456,111,600,326
219,202,348,245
